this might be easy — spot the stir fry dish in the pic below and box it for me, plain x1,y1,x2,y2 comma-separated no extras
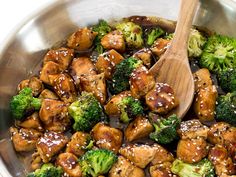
9,16,236,177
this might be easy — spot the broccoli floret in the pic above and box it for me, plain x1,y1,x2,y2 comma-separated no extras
146,27,164,45
118,96,143,123
92,19,112,54
68,92,103,132
79,149,117,177
215,92,236,126
27,163,63,177
82,135,94,150
116,22,144,48
149,114,180,144
111,57,142,94
171,159,215,177
10,87,41,120
200,34,236,73
218,68,236,92
188,29,207,58
164,33,173,40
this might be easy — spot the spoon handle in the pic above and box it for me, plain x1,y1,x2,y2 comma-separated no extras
166,0,199,58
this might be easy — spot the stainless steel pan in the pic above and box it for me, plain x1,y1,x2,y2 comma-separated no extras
1,0,236,176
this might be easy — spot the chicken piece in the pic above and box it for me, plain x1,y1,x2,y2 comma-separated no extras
176,137,209,163
56,152,82,177
91,122,123,153
208,144,236,176
17,79,29,91
125,116,154,142
96,49,124,79
149,162,173,177
145,83,179,114
101,30,125,52
104,91,131,116
39,89,59,100
16,112,43,132
43,47,74,70
10,127,42,152
222,127,236,145
80,73,107,104
108,156,145,177
36,131,68,163
51,73,77,103
39,99,70,132
193,68,213,91
70,57,97,85
193,85,217,122
66,131,92,157
119,144,158,168
228,143,236,162
18,77,44,96
67,27,97,51
193,68,217,122
133,48,153,68
208,122,236,145
151,38,170,57
130,66,155,99
177,119,209,139
39,61,63,85
151,144,174,165
31,152,42,170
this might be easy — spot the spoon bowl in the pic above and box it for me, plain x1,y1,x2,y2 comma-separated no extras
149,0,199,118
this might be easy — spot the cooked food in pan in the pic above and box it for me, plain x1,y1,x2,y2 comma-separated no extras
9,16,236,177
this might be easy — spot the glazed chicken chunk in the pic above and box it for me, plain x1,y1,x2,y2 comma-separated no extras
151,144,174,165
39,89,59,100
56,152,82,177
67,27,97,51
91,122,123,153
208,144,236,176
119,144,159,168
149,162,174,177
18,76,44,96
208,122,236,145
31,152,43,170
133,48,153,68
39,61,63,85
36,131,68,163
130,65,155,99
51,73,77,103
101,30,126,52
193,68,213,91
151,38,171,57
43,47,74,70
193,68,218,122
39,99,70,132
108,156,145,177
70,57,97,85
80,73,107,104
66,131,92,157
177,119,209,139
176,137,209,163
10,127,42,152
125,116,154,142
16,112,43,132
96,49,124,79
145,82,179,114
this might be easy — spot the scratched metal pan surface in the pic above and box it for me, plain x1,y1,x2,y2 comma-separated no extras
0,0,236,176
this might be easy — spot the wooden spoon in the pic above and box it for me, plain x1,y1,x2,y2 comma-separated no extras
149,0,199,118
